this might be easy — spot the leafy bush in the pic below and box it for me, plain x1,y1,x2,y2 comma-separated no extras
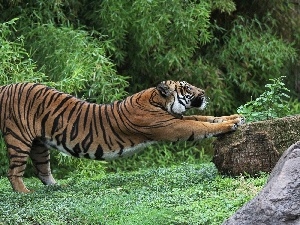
204,17,297,113
89,0,235,92
51,154,107,180
217,17,296,92
237,76,298,122
289,98,300,115
26,24,128,103
0,19,46,84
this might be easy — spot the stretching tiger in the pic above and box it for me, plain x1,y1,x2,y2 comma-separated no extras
0,81,244,193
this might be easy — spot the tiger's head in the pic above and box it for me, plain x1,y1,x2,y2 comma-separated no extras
156,80,207,116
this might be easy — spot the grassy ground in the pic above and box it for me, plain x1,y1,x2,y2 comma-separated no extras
0,163,267,225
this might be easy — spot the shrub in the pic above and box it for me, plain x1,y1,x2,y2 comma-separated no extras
237,76,298,122
0,0,298,116
25,24,128,103
0,19,46,84
88,0,234,92
206,17,297,112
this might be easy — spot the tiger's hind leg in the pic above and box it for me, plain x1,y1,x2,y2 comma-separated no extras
5,133,31,193
30,139,56,186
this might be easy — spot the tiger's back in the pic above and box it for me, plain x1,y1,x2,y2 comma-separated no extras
0,83,152,159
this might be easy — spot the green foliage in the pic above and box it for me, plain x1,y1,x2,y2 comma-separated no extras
218,17,296,91
26,24,128,103
237,76,294,122
204,16,297,113
0,163,268,225
91,0,222,91
211,0,236,13
289,98,300,115
107,140,214,172
0,136,7,177
0,0,70,26
0,19,46,84
51,153,107,180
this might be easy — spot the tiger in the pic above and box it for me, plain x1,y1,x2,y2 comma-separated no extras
0,81,244,193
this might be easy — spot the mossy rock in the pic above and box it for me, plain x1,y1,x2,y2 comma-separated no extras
213,115,300,176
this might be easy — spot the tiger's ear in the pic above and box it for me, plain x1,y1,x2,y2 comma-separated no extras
156,82,171,97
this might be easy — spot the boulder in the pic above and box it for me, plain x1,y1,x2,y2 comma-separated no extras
222,141,300,225
213,115,300,176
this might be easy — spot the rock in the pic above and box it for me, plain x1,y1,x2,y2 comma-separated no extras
213,115,300,176
222,141,300,225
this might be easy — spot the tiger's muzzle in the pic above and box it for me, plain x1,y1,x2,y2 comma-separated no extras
191,95,207,110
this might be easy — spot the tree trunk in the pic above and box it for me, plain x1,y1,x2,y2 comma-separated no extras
213,115,300,176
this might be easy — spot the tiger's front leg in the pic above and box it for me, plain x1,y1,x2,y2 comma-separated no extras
152,116,244,142
182,114,245,124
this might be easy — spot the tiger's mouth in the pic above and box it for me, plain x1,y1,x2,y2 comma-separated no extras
191,95,207,110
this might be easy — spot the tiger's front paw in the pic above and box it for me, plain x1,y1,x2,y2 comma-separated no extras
235,115,245,125
230,116,245,130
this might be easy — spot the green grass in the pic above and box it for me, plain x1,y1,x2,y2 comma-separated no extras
0,163,267,225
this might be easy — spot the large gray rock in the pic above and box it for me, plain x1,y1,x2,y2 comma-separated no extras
223,141,300,225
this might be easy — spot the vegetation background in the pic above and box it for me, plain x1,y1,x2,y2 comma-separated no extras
0,0,299,224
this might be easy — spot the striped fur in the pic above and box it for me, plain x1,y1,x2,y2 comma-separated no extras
0,81,244,192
